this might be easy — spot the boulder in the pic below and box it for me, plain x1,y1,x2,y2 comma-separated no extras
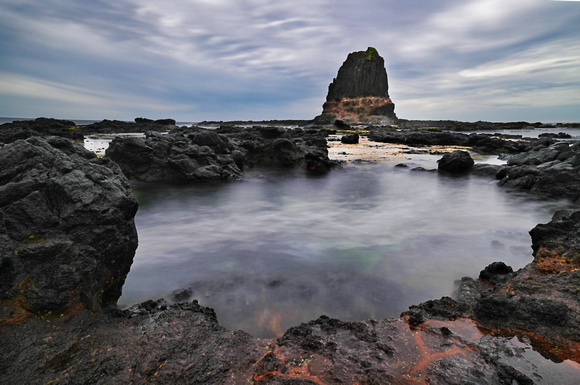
340,133,359,144
437,150,474,173
0,137,138,321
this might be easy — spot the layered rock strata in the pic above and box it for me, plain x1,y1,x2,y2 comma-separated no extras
315,47,397,125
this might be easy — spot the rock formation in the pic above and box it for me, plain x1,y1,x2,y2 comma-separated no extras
0,137,138,321
105,126,339,183
315,47,397,125
437,150,474,173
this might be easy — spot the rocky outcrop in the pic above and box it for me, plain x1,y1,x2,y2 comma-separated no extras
0,118,83,144
496,141,580,201
81,118,176,134
2,131,580,383
1,297,558,384
0,137,138,322
315,47,397,125
106,130,243,183
106,126,339,183
368,129,548,154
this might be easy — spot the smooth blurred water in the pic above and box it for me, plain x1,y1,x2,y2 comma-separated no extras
118,162,569,338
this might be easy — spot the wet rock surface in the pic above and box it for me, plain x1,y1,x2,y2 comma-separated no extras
3,299,571,384
105,126,339,183
368,129,546,154
437,150,474,173
0,137,138,320
496,141,580,201
403,210,580,363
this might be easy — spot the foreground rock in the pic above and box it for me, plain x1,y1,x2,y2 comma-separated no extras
2,298,564,384
314,47,397,125
0,137,138,321
106,126,339,183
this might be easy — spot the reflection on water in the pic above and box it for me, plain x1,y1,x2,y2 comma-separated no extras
119,162,567,338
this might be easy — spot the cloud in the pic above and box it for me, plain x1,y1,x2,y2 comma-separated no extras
0,0,579,121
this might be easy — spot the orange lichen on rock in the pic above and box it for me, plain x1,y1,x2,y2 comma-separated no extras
534,246,578,273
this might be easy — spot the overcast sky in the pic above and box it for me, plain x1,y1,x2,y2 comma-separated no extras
1,0,579,122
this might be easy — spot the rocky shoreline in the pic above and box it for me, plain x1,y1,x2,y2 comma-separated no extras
1,120,580,383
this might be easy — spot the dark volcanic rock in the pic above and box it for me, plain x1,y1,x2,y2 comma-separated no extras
105,130,243,183
497,142,580,201
0,300,265,385
80,118,176,134
368,129,539,155
0,300,548,385
219,126,340,173
0,137,138,320
0,118,82,143
105,127,340,183
315,47,397,125
340,133,359,144
326,47,389,100
437,150,474,173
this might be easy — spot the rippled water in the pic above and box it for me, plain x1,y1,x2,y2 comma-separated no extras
118,158,568,338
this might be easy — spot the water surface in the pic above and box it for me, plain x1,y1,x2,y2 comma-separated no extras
119,161,567,337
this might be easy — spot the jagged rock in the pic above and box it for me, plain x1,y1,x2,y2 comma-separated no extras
497,142,580,201
437,150,474,173
0,137,138,321
315,47,397,125
106,127,340,183
0,118,82,143
105,130,243,183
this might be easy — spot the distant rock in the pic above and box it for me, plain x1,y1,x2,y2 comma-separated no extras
341,133,359,144
0,118,82,143
315,47,397,125
0,137,138,321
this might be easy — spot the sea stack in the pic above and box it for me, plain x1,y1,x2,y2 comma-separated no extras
315,47,397,125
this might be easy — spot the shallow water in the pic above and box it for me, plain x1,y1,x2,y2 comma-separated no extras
118,159,568,338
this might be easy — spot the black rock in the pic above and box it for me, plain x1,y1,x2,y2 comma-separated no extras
437,150,474,173
105,131,243,183
0,137,138,318
327,47,389,101
478,262,514,286
341,133,359,144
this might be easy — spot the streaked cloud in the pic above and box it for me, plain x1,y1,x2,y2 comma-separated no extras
0,0,579,122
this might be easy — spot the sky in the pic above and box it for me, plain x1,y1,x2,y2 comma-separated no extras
1,0,579,123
